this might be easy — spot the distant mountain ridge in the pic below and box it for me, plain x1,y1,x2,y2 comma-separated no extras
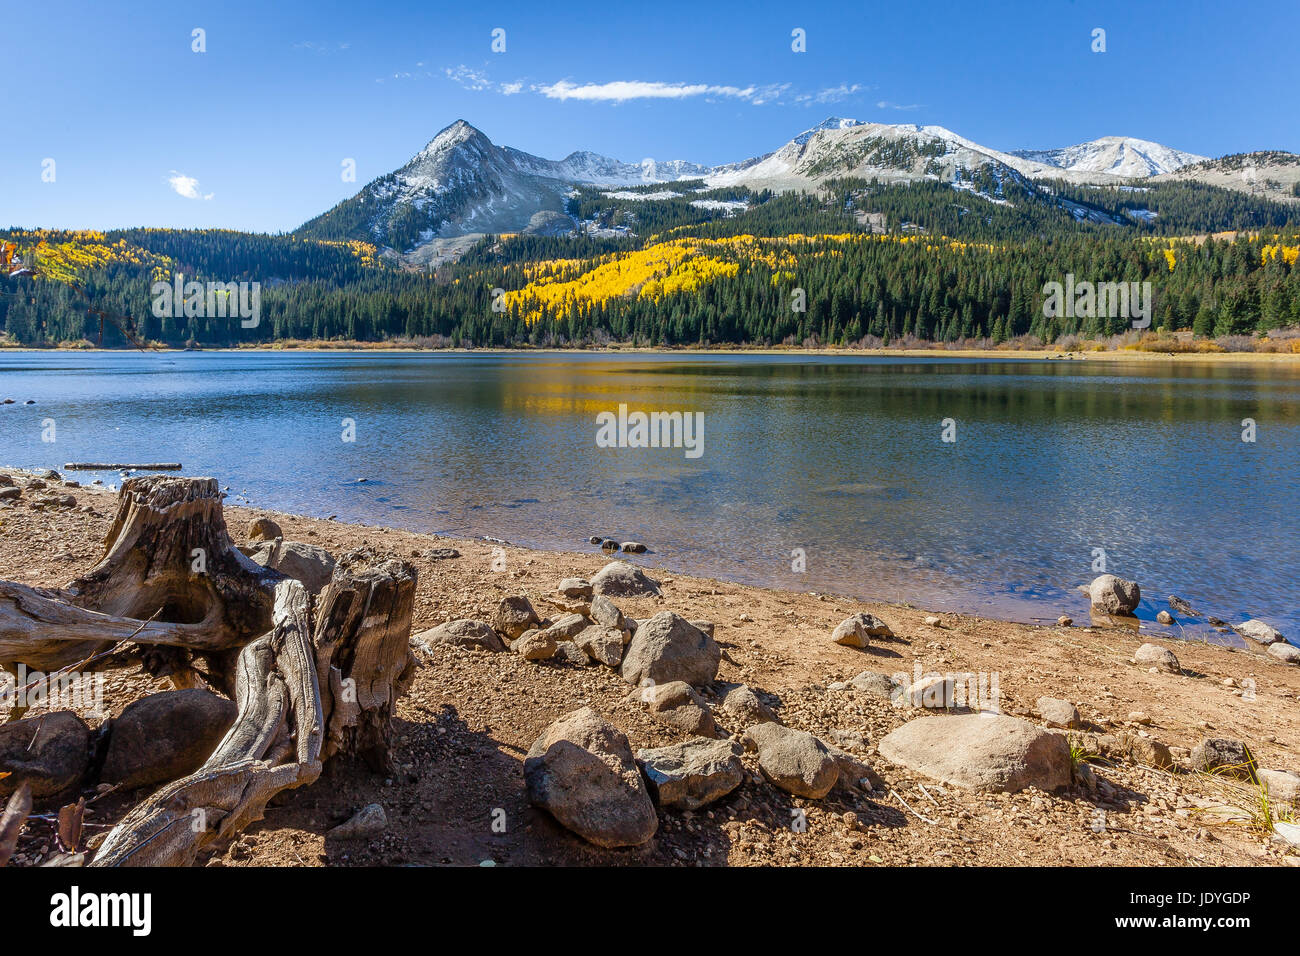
296,118,1300,254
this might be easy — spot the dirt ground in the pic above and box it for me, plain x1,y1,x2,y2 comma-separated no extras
3,471,1299,867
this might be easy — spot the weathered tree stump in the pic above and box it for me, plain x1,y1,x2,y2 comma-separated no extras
0,476,417,866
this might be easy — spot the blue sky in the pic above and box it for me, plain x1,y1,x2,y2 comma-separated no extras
3,0,1295,233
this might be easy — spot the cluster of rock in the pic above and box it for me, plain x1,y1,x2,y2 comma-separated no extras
0,471,86,512
1081,574,1298,667
588,536,647,554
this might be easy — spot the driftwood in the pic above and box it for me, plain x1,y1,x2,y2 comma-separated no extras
64,463,183,471
0,475,416,867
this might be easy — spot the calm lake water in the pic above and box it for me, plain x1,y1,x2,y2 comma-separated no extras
1,351,1297,638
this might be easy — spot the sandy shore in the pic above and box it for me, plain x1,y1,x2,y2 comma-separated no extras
4,343,1300,363
2,471,1299,867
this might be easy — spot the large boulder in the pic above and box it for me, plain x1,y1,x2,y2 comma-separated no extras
493,595,541,641
1267,642,1300,665
833,612,894,647
241,539,337,593
591,561,661,598
1190,737,1257,780
523,707,658,848
414,619,504,653
1134,643,1180,673
1238,620,1285,645
0,711,90,799
742,723,839,799
574,625,627,668
630,680,716,736
637,738,744,810
102,689,238,790
272,541,336,593
620,612,721,687
877,713,1072,793
1088,574,1141,615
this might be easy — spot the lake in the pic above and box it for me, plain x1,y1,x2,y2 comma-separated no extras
1,350,1296,638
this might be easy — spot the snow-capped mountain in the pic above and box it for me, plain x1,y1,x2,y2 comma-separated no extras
297,117,1288,254
297,119,705,250
1010,137,1206,177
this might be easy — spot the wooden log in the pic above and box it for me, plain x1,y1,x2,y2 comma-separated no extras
63,463,182,471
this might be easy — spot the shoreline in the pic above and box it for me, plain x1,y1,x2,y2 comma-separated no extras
4,343,1300,363
2,469,1299,867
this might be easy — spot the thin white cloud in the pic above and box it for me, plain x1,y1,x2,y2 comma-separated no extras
445,65,493,91
293,41,350,54
535,80,764,102
167,172,213,201
796,83,864,105
877,100,922,111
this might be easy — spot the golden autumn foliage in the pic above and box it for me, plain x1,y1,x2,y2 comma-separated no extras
1262,243,1300,267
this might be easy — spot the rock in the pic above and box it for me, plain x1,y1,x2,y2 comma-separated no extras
720,683,777,724
1057,615,1073,626
620,612,720,687
1276,821,1300,847
1036,696,1083,730
877,713,1072,793
246,540,336,593
523,707,658,848
904,673,959,709
591,560,661,598
620,542,647,554
25,478,46,491
574,625,628,668
512,629,558,661
0,487,20,501
923,615,942,627
632,681,716,736
742,723,839,799
0,712,90,799
1190,737,1257,779
493,595,541,641
329,804,387,840
414,619,504,653
1238,620,1285,645
843,612,893,638
850,671,900,701
542,613,589,641
589,536,603,545
832,617,868,648
1156,610,1174,625
422,547,460,561
558,577,593,598
1258,769,1300,805
688,620,715,638
636,738,743,810
1088,574,1141,615
600,539,620,553
1126,735,1175,771
101,689,238,790
589,594,625,629
1267,642,1300,665
1134,643,1180,673
554,641,593,666
823,741,883,791
248,517,283,542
